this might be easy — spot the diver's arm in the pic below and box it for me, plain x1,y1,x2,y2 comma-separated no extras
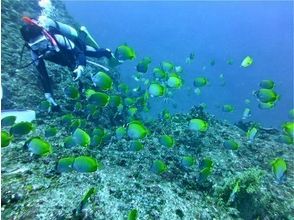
69,41,86,81
31,51,58,106
54,34,86,67
72,46,86,81
72,45,87,67
31,51,53,95
54,34,86,81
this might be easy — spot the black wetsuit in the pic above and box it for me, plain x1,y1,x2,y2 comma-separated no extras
31,29,111,94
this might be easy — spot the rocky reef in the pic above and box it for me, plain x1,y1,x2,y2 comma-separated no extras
1,106,293,219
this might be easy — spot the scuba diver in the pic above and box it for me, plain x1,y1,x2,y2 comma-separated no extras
20,16,118,110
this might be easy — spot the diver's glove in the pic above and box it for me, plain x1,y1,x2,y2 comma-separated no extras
45,93,57,106
73,65,85,81
45,93,61,112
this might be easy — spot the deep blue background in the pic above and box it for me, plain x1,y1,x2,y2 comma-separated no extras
63,1,293,128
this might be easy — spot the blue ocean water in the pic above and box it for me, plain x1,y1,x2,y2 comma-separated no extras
64,1,293,128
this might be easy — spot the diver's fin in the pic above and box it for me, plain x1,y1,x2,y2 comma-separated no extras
80,26,99,49
108,57,124,68
107,52,124,68
86,60,109,72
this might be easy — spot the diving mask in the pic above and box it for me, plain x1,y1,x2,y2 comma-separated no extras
28,35,51,52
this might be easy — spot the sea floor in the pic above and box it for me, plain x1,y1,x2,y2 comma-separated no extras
1,107,293,220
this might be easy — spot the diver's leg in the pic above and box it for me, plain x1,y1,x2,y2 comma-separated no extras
85,46,123,67
85,45,112,59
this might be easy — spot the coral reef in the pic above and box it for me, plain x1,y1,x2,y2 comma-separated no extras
2,107,293,219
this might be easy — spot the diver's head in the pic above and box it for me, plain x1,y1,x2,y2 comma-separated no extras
20,24,52,53
20,24,43,43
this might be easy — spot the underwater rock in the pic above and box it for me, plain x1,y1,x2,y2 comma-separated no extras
189,106,209,121
175,209,184,218
1,190,24,205
235,120,255,131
